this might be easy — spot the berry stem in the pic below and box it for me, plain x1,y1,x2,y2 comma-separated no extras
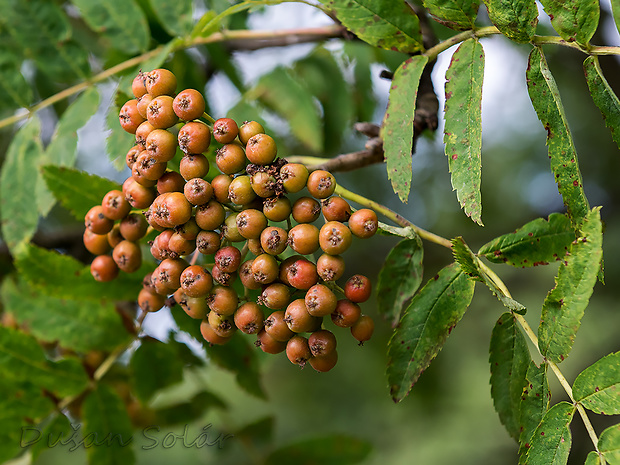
202,112,216,125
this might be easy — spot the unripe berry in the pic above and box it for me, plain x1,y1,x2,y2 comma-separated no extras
179,153,210,180
280,163,309,193
145,69,177,97
287,223,320,255
213,118,239,144
146,95,179,129
245,133,277,165
174,288,209,319
250,171,276,198
260,226,288,255
304,284,337,317
176,217,200,241
251,254,279,285
196,230,221,255
234,302,264,334
212,265,237,287
135,120,155,148
292,197,321,223
286,335,312,368
344,274,372,303
126,145,141,169
228,175,256,205
309,350,338,372
238,120,264,145
350,314,374,345
208,311,237,338
247,238,265,256
107,225,123,248
319,221,352,255
263,196,292,222
308,329,337,357
83,230,111,255
119,213,148,242
123,177,156,209
85,205,114,235
119,99,145,134
155,257,188,293
236,209,268,240
173,89,205,121
132,72,148,98
216,144,246,175
331,299,361,328
112,240,142,273
195,200,225,231
307,170,336,199
180,265,213,298
239,259,262,290
222,213,245,242
137,93,154,119
349,208,379,238
258,283,290,310
90,255,119,282
178,121,211,154
211,174,233,203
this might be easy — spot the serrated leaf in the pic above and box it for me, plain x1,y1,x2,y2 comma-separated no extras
584,56,620,152
0,0,89,80
0,326,88,398
539,0,599,46
106,93,138,170
322,0,423,53
489,313,531,440
264,434,372,465
479,213,574,267
585,451,602,465
29,413,73,461
524,401,574,465
377,236,424,326
82,384,135,465
253,67,323,153
526,47,589,228
1,277,130,353
376,222,418,239
153,391,226,425
42,166,121,220
538,208,603,363
38,88,101,217
518,363,551,464
573,351,620,415
0,118,43,254
444,38,484,225
382,55,428,203
483,0,538,42
205,334,266,400
70,0,149,54
0,378,56,463
387,263,475,402
452,237,526,313
599,424,620,464
15,243,148,302
0,34,32,108
422,0,479,30
130,338,184,403
149,0,193,37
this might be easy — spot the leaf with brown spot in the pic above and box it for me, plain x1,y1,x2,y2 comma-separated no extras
524,401,574,465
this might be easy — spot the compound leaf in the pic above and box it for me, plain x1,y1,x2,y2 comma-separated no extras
519,363,551,464
0,118,43,255
1,277,130,353
387,262,475,402
539,0,599,46
130,338,184,403
524,402,574,465
42,165,120,221
0,33,31,108
149,0,194,37
479,213,575,267
490,312,531,440
70,0,149,54
573,351,620,415
526,47,589,228
382,55,428,203
538,208,603,363
264,434,372,465
483,0,538,42
422,0,479,30
583,55,620,152
38,88,101,216
82,384,135,465
321,0,423,53
599,424,620,464
444,38,484,225
377,236,424,327
0,326,88,398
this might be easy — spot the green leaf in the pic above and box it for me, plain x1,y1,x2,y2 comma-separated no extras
38,88,101,217
489,313,531,440
376,236,424,327
1,277,130,353
613,1,620,37
382,55,428,203
526,47,590,228
130,338,184,403
0,378,56,463
444,38,484,225
205,334,266,400
106,92,138,171
42,166,121,221
422,0,479,30
599,424,620,464
583,56,620,152
386,262,476,402
0,118,43,254
483,0,538,42
538,208,603,363
573,351,620,415
264,434,372,465
234,417,274,454
15,243,148,302
539,0,599,46
518,363,551,464
524,401,574,465
0,34,32,108
452,237,526,313
0,0,89,80
585,451,602,465
376,222,419,239
479,213,575,268
149,0,194,37
82,384,135,465
321,0,424,53
30,413,73,461
253,66,323,153
153,391,227,425
70,0,149,54
0,326,88,398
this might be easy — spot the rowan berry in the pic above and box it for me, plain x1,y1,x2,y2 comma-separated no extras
119,99,145,134
133,150,167,181
319,221,352,255
304,284,337,317
200,319,232,345
260,226,288,255
222,213,245,242
123,177,156,210
168,231,196,256
321,196,351,222
207,285,238,316
145,128,177,162
85,205,114,235
344,274,372,303
331,299,361,328
234,302,264,334
152,192,192,227
145,69,177,97
239,259,262,290
112,240,142,273
179,153,210,180
196,230,221,255
256,329,287,354
83,230,111,255
195,200,225,231
146,95,179,129
214,246,242,273
308,329,337,357
286,335,312,368
135,121,155,148
126,145,142,169
174,289,208,319
132,72,148,98
284,299,321,333
211,174,233,203
307,170,336,199
138,288,166,313
349,208,379,238
238,120,264,145
119,213,148,242
292,197,321,223
280,163,309,193
136,93,154,119
176,218,200,241
173,89,205,121
350,315,374,345
263,196,292,222
236,209,268,239
264,311,294,342
245,133,277,165
309,350,338,372
215,144,246,175
107,224,123,248
228,175,256,205
251,253,279,284
184,178,213,205
287,223,320,255
258,283,290,310
178,121,211,154
250,171,276,198
90,255,119,282
213,118,239,144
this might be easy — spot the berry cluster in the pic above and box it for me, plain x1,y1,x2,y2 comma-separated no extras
84,69,377,372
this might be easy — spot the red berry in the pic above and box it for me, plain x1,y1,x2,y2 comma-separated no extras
344,274,372,303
